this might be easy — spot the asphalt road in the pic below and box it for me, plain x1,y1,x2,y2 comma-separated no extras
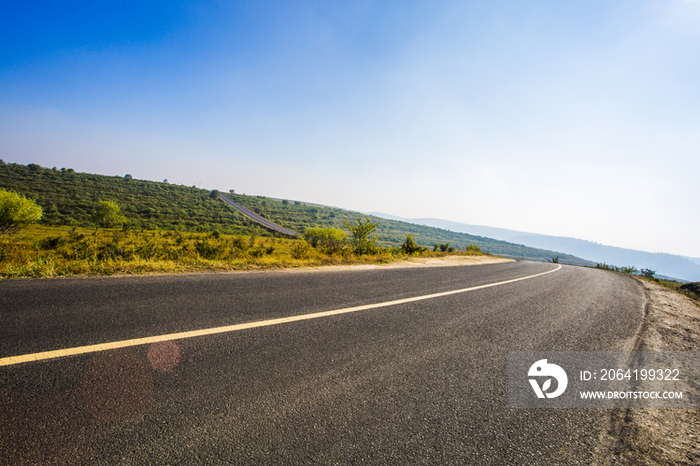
0,262,646,465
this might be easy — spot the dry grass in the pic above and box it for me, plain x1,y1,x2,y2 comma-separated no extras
0,225,486,278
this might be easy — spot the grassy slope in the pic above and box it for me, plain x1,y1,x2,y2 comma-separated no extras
0,161,594,266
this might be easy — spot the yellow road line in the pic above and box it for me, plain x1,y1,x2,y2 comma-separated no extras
0,265,562,367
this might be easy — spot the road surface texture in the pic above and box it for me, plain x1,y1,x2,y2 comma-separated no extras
0,262,645,465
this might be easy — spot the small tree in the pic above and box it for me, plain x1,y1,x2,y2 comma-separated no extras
93,200,127,228
0,189,43,235
434,243,451,252
209,189,221,200
401,234,424,255
345,216,379,255
641,268,656,278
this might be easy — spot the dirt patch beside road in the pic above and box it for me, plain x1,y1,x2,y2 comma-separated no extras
381,254,513,268
595,278,700,465
279,254,514,274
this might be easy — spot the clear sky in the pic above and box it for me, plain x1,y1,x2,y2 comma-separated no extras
1,1,698,257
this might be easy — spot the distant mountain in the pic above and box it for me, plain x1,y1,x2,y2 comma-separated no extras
371,214,700,282
684,256,700,268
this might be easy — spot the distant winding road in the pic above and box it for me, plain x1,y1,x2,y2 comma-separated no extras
0,262,645,465
219,194,299,237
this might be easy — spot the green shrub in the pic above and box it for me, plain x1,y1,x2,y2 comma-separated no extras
400,234,424,255
290,240,310,259
0,189,42,235
303,227,346,252
195,239,224,260
232,236,247,250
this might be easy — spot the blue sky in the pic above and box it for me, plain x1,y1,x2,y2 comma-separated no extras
1,1,699,257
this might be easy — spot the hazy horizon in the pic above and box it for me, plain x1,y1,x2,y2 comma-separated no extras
370,211,700,260
2,1,698,256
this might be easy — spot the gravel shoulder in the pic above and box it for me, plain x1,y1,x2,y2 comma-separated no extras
595,278,700,465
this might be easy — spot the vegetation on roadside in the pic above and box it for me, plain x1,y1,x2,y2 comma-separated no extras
596,261,699,304
679,282,700,302
596,263,642,275
0,188,43,235
433,243,455,253
0,223,488,278
302,227,346,254
345,217,380,255
401,234,426,255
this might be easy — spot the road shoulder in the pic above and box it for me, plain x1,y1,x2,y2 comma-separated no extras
278,254,514,274
595,278,700,465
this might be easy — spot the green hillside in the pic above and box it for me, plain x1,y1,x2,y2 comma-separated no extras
0,161,594,265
